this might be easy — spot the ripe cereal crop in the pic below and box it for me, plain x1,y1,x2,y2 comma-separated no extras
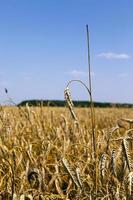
0,105,133,199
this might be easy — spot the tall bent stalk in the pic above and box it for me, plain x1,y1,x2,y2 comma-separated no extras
64,25,97,197
86,25,96,159
86,24,97,198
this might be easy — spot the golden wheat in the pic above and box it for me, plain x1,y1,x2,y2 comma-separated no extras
0,106,132,199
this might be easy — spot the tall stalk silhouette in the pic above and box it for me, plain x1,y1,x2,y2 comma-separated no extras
86,24,97,198
64,25,97,197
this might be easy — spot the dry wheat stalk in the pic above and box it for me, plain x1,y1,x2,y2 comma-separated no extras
75,167,82,189
106,125,119,153
126,171,133,196
20,194,33,200
110,149,117,177
62,157,80,188
122,139,132,172
121,118,133,123
55,178,65,198
100,154,107,184
64,87,78,122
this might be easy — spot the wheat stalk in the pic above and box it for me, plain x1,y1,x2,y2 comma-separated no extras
122,139,132,172
64,87,78,122
62,157,80,188
100,154,107,184
75,167,83,189
126,172,133,196
110,149,117,177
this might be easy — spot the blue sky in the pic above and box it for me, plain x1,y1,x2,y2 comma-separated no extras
0,0,133,104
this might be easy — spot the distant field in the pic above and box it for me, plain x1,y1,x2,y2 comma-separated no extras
0,106,133,199
18,99,133,108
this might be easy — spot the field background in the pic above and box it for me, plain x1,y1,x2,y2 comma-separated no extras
0,106,133,199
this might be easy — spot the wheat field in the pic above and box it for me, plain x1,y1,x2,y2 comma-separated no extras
0,105,133,199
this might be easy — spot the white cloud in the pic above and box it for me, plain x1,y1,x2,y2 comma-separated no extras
68,70,95,77
98,52,130,59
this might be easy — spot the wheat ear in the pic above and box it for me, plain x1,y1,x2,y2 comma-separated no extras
64,87,78,122
126,172,133,196
110,149,117,177
75,167,83,189
62,157,80,188
122,139,132,172
100,154,107,184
